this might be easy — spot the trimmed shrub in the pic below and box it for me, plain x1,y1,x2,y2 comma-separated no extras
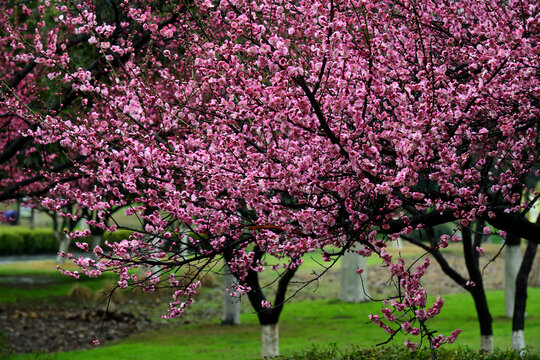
0,227,139,256
68,285,96,303
0,227,58,255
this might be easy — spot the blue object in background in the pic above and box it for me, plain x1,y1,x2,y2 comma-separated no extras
3,210,18,225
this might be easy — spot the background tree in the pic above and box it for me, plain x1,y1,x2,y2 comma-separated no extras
221,259,241,326
339,248,369,303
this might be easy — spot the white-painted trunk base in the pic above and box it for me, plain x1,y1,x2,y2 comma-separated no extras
261,324,279,358
56,233,70,264
505,245,522,318
481,335,494,352
91,235,102,259
91,235,102,250
222,262,240,325
512,330,526,353
339,251,369,302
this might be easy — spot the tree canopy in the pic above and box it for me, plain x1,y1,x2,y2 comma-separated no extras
0,0,538,351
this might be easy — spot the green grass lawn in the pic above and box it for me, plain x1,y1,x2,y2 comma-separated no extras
2,246,539,360
9,288,540,360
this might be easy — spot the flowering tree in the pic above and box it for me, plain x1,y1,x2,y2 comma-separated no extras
1,0,539,356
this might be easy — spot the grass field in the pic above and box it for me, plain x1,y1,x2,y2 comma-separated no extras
8,289,540,360
2,250,539,360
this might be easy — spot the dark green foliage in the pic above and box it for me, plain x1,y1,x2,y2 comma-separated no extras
103,229,134,245
0,230,24,254
0,227,59,255
0,227,137,255
0,331,13,360
279,345,540,360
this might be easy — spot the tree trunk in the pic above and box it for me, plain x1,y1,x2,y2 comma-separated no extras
91,234,102,249
225,244,297,359
469,286,493,352
512,238,538,353
505,235,522,318
221,261,241,325
463,225,494,352
339,250,369,302
90,234,102,259
55,231,70,264
404,228,494,351
391,237,403,249
29,207,35,229
261,323,279,358
15,200,20,225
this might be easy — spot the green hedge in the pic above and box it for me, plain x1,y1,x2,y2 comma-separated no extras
101,229,135,248
0,227,59,255
280,346,539,360
0,227,160,256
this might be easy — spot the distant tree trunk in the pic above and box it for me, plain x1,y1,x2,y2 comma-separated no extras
339,250,369,302
29,207,35,229
91,234,102,257
512,212,538,353
505,234,522,318
55,231,70,264
53,213,70,264
53,206,79,264
221,261,241,325
15,200,20,225
88,218,103,257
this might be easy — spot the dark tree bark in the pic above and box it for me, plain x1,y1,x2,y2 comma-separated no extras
511,213,540,352
484,210,540,244
462,224,493,351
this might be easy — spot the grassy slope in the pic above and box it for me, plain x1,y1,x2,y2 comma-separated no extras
11,288,540,360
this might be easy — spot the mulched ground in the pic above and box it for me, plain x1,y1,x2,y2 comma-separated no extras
0,301,162,354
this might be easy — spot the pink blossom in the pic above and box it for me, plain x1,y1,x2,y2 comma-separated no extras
432,334,445,349
445,329,462,344
404,339,418,352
